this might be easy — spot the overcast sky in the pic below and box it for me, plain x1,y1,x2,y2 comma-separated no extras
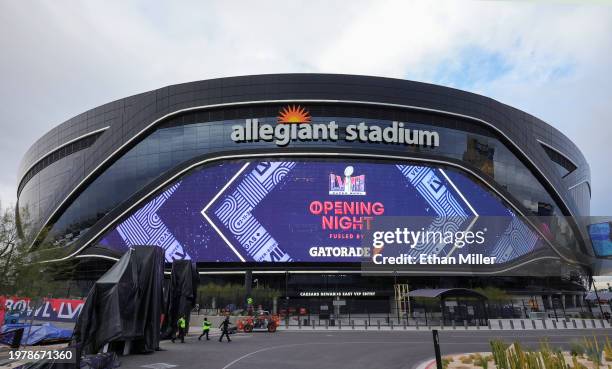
1,1,612,279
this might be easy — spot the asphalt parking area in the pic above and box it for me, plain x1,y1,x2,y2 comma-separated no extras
119,329,612,369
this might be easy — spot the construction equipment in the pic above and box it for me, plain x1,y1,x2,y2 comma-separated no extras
236,311,280,333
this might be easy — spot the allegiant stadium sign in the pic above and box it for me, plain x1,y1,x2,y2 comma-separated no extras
230,105,440,148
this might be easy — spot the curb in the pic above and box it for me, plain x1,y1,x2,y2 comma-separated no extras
414,358,436,369
275,326,612,332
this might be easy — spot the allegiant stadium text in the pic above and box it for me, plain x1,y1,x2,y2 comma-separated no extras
231,119,440,147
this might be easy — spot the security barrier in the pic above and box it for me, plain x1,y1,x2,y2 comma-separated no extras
270,316,612,331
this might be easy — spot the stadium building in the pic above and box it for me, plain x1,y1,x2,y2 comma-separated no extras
17,74,602,318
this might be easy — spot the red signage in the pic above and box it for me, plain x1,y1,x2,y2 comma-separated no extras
0,296,85,324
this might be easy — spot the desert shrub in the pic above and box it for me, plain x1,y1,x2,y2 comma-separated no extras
538,340,569,369
604,337,612,362
491,339,510,369
572,356,587,369
508,342,527,369
474,354,489,369
442,356,452,369
570,340,586,357
584,336,602,368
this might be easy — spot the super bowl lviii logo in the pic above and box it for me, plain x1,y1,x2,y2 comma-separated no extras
329,166,366,196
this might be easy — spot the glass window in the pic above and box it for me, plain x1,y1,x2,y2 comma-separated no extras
20,111,584,259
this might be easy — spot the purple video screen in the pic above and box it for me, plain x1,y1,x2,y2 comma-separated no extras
98,159,542,263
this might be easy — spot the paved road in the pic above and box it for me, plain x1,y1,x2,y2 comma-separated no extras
120,329,612,369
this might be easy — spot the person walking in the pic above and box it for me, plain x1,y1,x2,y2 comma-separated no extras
172,316,187,343
218,316,232,343
198,317,211,341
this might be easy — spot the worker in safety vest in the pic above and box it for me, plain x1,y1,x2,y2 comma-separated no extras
172,316,187,343
246,297,254,316
198,317,212,341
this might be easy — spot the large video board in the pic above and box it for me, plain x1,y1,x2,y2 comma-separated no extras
589,222,612,257
99,159,543,264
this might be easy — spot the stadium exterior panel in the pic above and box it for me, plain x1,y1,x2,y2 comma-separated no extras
17,74,598,314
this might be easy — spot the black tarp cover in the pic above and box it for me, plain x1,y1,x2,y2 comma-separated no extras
161,260,198,339
72,246,164,357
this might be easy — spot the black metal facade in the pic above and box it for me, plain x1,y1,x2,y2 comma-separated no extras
16,74,592,272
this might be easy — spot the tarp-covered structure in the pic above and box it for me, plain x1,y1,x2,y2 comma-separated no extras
72,246,164,357
161,260,198,339
1,323,72,345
